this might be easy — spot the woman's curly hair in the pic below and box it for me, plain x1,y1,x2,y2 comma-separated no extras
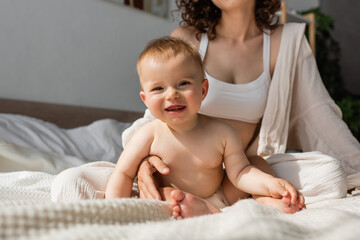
175,0,281,40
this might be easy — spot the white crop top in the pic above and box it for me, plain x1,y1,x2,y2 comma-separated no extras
198,31,271,123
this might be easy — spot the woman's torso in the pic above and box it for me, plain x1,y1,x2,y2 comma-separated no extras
170,26,283,153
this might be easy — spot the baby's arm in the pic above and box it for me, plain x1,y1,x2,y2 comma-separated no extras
223,127,303,205
105,124,154,199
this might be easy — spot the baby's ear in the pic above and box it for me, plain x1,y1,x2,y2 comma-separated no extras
201,79,209,100
139,91,146,103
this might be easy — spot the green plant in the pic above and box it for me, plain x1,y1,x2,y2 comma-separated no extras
301,8,360,141
337,96,360,140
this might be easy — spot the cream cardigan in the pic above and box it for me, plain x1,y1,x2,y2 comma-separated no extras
258,23,360,189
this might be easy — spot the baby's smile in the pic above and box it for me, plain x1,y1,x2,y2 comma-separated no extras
165,105,186,113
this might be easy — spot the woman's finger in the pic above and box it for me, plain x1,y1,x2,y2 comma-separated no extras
147,155,170,175
141,171,162,200
139,190,145,199
138,178,155,199
137,158,161,200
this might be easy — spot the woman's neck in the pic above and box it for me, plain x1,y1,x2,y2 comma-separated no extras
216,5,261,41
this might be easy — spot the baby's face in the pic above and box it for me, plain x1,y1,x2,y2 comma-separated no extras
138,53,207,125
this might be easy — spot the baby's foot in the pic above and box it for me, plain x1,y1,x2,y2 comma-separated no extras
279,194,301,214
170,190,221,219
255,195,301,214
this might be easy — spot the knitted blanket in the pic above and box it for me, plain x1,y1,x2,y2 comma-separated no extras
1,140,360,239
1,171,359,240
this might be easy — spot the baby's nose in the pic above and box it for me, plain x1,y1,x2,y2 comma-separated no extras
166,88,179,100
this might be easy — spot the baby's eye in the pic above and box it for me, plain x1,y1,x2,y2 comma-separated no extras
178,81,190,87
151,87,163,91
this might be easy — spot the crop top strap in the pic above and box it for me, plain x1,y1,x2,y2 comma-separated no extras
263,29,271,74
200,31,270,74
198,33,209,61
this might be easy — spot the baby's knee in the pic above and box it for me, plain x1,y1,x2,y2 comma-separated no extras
51,162,115,202
270,152,348,203
305,156,348,202
51,167,88,202
52,165,111,202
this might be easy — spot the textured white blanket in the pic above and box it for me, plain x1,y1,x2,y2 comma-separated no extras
1,172,360,240
1,140,360,240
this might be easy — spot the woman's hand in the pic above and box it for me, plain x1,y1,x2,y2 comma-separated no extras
137,155,170,200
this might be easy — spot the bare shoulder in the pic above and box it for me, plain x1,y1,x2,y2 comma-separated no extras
200,116,244,158
170,26,200,50
143,119,163,130
130,119,159,140
200,115,240,139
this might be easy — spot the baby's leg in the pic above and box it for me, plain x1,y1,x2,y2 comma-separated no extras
159,187,220,219
221,174,250,205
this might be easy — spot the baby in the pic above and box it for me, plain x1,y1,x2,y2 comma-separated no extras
105,37,305,219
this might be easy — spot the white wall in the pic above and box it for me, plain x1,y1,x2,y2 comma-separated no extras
0,0,178,112
284,0,320,11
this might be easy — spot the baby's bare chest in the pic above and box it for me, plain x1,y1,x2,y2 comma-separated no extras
150,133,223,170
149,128,225,198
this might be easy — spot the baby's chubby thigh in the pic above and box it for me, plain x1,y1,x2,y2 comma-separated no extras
51,161,116,202
221,173,250,205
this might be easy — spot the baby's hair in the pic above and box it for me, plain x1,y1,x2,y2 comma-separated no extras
137,37,204,77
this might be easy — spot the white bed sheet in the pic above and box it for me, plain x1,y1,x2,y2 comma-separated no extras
0,113,131,165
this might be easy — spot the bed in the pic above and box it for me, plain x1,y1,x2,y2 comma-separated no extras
1,98,359,240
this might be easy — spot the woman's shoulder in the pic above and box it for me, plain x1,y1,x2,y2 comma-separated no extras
170,26,200,49
273,23,307,53
271,23,306,40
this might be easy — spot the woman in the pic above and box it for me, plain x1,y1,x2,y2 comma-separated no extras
131,0,359,217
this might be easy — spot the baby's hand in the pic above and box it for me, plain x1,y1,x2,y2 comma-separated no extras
267,178,306,210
